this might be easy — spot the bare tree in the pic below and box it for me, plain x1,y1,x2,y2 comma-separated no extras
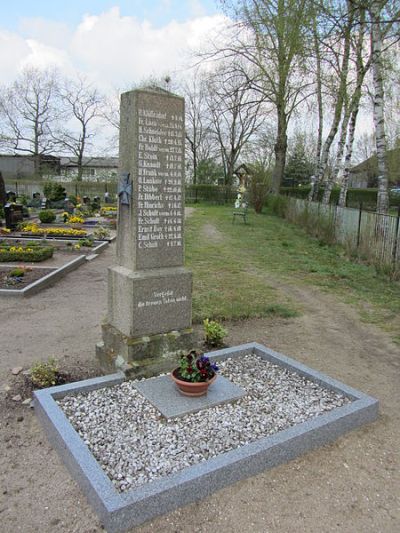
54,77,105,181
205,62,265,185
0,67,60,175
181,72,217,184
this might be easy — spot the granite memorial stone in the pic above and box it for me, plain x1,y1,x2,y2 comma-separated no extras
4,203,23,229
97,88,193,376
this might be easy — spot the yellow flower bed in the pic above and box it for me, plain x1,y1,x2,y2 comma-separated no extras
0,246,34,253
21,223,87,237
100,206,117,215
67,215,85,224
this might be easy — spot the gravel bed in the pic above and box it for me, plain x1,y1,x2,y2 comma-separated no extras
59,354,351,493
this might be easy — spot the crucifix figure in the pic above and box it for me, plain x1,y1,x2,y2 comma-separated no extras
118,172,132,206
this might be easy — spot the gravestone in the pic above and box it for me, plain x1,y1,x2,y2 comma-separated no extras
6,191,17,202
4,203,23,230
96,88,193,376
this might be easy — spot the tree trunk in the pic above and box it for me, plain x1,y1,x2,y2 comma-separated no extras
322,101,351,204
272,108,287,193
319,2,353,204
313,18,323,167
339,102,360,207
370,3,389,214
0,171,6,207
339,7,368,208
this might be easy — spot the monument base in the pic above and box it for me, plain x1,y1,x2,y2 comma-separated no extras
96,323,196,378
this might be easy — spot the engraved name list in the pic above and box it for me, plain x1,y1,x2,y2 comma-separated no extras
137,107,184,251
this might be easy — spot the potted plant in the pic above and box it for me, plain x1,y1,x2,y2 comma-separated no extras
171,350,219,397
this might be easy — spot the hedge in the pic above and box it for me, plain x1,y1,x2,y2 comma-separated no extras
0,245,54,262
185,184,237,204
280,186,400,209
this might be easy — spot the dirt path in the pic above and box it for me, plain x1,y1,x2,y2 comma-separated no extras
0,223,399,532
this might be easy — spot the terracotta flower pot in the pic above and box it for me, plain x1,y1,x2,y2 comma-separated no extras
171,368,217,397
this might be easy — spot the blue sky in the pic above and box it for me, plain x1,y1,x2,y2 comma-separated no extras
2,0,219,31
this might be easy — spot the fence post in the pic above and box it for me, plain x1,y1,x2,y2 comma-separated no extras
392,205,400,265
357,202,363,248
15,181,18,196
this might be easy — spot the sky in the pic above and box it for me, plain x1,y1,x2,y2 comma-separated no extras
0,0,225,90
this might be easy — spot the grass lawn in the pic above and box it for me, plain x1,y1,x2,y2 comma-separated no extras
185,205,400,343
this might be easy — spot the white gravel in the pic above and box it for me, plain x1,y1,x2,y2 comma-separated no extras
59,354,350,493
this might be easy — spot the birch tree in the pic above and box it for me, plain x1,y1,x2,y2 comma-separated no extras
369,0,390,213
309,0,355,203
339,7,371,206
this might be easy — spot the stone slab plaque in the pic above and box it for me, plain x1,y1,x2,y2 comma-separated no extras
118,89,185,271
108,265,192,337
134,375,246,418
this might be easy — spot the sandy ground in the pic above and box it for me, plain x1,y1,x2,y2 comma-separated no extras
0,225,399,533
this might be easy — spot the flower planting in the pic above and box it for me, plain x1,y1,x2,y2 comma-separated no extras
4,265,33,284
100,206,117,217
93,226,111,239
20,223,87,237
66,215,85,224
175,350,219,383
39,209,56,224
0,243,54,262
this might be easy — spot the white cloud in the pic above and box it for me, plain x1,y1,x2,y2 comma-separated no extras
0,30,31,80
19,17,72,48
68,7,227,89
0,7,227,91
20,39,74,73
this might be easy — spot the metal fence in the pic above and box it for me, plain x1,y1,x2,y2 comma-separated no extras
285,197,400,270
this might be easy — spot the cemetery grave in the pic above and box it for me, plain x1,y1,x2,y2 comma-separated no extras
31,89,380,533
0,235,111,295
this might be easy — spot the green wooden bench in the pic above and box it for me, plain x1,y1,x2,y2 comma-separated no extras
232,206,248,224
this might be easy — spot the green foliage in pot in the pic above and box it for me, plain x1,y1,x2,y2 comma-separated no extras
39,209,56,224
203,318,227,347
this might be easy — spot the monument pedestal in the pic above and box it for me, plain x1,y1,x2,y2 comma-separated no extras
107,265,192,337
96,325,195,378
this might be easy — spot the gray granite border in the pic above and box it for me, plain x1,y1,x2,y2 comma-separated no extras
34,343,378,533
0,239,109,297
0,255,86,297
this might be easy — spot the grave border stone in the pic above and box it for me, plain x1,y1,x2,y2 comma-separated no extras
34,342,379,533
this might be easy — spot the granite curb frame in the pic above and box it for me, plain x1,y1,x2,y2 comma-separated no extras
34,343,379,533
0,240,109,297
